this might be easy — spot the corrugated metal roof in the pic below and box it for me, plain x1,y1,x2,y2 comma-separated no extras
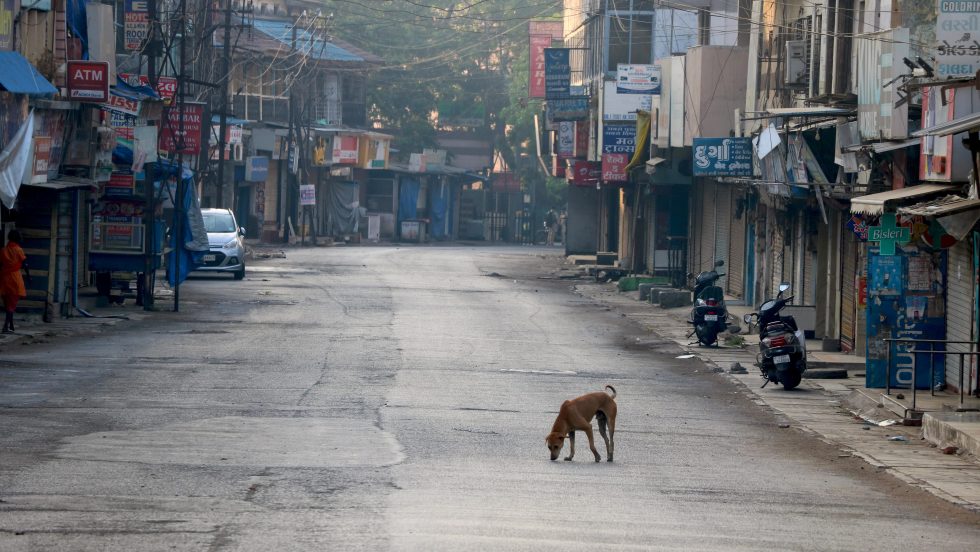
252,19,365,62
850,184,958,214
911,112,980,138
898,195,980,217
0,52,57,96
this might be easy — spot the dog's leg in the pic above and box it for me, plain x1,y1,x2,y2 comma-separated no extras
584,426,600,462
607,412,616,462
596,412,611,461
565,430,575,461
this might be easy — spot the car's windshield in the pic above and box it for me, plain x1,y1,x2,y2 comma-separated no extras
203,212,237,233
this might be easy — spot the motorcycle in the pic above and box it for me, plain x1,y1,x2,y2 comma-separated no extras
687,260,729,347
743,283,807,390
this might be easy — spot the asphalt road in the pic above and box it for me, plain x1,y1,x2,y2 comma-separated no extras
1,245,979,551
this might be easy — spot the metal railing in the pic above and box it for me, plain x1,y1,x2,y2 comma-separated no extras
884,338,979,411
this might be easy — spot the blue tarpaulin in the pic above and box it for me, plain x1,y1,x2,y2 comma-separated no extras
430,181,453,240
398,177,420,221
0,53,58,96
163,163,208,286
66,0,88,59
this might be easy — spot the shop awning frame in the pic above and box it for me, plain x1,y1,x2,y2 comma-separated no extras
23,176,98,192
911,112,980,138
0,52,58,96
850,184,958,215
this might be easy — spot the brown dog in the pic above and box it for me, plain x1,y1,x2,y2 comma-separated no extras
545,385,617,462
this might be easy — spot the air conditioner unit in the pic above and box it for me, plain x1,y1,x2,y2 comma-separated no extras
784,40,808,86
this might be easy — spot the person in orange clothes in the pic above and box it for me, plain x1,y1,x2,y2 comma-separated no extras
0,229,30,333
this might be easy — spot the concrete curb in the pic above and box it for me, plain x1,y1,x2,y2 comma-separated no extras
572,280,980,513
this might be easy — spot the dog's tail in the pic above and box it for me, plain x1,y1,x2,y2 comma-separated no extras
605,385,617,398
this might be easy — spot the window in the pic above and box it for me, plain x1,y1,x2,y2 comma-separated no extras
605,12,653,71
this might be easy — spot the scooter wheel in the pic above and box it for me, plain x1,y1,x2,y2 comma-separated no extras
781,370,802,390
694,324,718,346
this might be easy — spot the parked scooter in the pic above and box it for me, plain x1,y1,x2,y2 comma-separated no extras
743,283,807,390
687,260,729,347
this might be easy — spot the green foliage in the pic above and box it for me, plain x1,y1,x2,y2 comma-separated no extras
326,0,560,171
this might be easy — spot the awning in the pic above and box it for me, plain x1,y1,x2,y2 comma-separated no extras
850,184,958,214
751,107,855,120
842,138,921,154
23,176,97,192
911,112,980,138
0,52,58,96
898,195,980,240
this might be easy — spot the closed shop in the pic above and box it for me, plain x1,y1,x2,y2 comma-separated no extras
727,187,746,298
840,232,858,352
946,238,975,392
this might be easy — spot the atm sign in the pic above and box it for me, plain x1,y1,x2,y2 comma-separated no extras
67,61,110,103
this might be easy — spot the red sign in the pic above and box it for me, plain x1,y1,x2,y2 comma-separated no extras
159,102,205,155
602,153,630,182
67,61,110,103
332,136,359,165
575,120,589,157
119,73,179,104
529,35,553,99
567,160,601,186
551,155,566,178
106,93,140,117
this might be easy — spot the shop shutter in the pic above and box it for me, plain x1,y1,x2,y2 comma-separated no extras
770,211,785,297
714,183,732,280
727,188,746,298
841,232,858,352
946,239,974,391
803,215,816,305
695,180,718,274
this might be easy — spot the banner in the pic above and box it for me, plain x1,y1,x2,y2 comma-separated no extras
158,102,205,155
617,64,661,95
692,137,754,176
547,97,589,121
528,35,552,99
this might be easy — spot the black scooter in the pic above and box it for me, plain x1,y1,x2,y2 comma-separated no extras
687,260,728,346
743,283,808,390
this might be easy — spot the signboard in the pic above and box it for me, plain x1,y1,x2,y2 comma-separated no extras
601,153,630,182
936,0,980,77
409,153,426,173
544,48,571,99
105,172,136,197
692,137,753,176
602,81,651,121
158,102,205,155
124,0,149,52
105,92,141,116
245,156,269,182
299,184,316,206
556,122,575,158
869,213,912,256
617,64,661,95
575,120,589,157
67,61,110,103
333,136,359,164
529,35,553,99
547,97,589,122
602,124,636,154
566,159,601,186
528,21,562,99
25,137,52,184
120,73,178,104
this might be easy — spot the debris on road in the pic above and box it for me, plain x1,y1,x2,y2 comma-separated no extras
887,435,909,442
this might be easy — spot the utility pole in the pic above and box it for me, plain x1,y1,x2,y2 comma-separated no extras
141,0,160,310
216,0,233,208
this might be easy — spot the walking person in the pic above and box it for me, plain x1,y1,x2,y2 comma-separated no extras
0,229,30,333
545,209,557,246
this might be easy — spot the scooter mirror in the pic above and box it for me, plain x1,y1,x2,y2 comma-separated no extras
778,283,791,292
742,313,753,324
714,260,725,267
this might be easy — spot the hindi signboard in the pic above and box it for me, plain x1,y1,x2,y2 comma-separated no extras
299,184,316,206
544,48,571,99
602,124,636,155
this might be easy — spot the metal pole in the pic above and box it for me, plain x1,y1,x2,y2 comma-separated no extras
886,339,892,396
960,354,965,406
912,348,918,412
216,0,232,207
930,341,935,396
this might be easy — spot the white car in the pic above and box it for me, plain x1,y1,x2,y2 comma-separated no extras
199,208,246,280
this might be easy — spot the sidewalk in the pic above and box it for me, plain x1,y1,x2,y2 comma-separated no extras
572,278,980,513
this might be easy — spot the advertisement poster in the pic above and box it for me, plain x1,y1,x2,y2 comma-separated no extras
0,0,13,50
299,184,316,206
616,64,661,95
866,246,946,389
566,159,601,186
332,135,359,164
556,122,575,158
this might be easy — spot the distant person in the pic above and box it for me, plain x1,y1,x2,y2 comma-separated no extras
558,210,567,244
0,229,30,333
545,209,558,246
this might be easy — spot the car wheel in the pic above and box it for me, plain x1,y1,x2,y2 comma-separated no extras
234,267,245,280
